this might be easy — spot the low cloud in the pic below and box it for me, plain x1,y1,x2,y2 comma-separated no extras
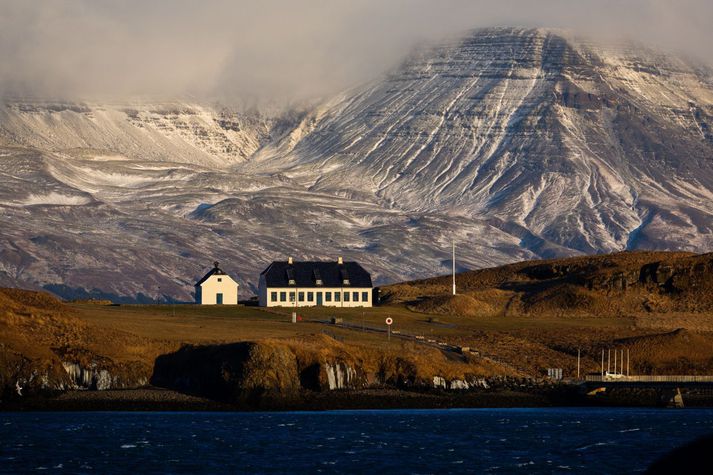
1,0,711,103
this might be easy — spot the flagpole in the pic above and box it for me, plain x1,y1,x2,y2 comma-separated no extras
452,240,456,296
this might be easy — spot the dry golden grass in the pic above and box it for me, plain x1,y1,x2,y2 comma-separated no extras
410,294,494,317
66,294,713,378
0,289,171,392
612,329,713,375
1,290,522,394
385,250,713,317
279,333,516,381
6,254,713,390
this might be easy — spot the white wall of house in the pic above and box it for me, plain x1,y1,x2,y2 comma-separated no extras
197,274,239,305
259,286,372,308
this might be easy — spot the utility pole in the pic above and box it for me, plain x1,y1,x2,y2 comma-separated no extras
452,240,456,296
620,350,624,376
577,348,581,380
601,349,604,378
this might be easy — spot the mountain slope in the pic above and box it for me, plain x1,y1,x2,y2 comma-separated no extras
256,28,713,255
1,28,712,301
0,102,290,166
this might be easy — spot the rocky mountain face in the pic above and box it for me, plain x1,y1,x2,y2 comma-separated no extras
261,28,713,253
1,28,712,301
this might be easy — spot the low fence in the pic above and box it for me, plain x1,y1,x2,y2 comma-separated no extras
585,375,713,383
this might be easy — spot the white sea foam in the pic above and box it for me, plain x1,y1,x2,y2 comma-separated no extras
576,441,611,451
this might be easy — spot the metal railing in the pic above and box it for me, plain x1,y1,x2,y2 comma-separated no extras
585,375,713,383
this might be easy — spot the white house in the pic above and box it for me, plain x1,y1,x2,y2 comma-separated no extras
258,257,373,308
194,262,239,305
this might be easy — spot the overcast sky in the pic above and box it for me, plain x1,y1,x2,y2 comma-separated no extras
1,0,711,103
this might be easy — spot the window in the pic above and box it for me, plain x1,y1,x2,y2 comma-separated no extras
344,292,350,302
217,278,222,282
280,291,287,302
362,292,369,303
271,292,278,302
353,291,359,302
340,267,350,286
325,292,332,302
313,269,323,286
289,292,295,303
307,292,314,302
298,292,305,302
334,292,341,302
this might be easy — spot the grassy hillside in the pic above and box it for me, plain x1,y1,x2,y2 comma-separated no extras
0,289,170,399
384,251,713,317
3,251,713,407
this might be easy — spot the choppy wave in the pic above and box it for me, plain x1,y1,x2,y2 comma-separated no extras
1,408,712,473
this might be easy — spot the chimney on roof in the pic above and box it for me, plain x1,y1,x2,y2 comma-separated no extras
338,256,343,265
288,257,293,265
214,261,219,269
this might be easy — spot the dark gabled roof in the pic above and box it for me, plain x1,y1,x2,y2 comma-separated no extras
260,261,372,288
195,262,229,286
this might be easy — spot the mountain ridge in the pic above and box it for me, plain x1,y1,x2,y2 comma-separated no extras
1,27,712,301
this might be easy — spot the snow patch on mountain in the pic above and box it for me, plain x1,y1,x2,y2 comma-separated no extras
20,192,92,206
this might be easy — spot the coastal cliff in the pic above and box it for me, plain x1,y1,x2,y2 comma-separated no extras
150,335,519,407
0,288,160,402
0,287,523,408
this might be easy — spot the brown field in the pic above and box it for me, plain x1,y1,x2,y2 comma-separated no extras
3,251,713,402
67,296,713,378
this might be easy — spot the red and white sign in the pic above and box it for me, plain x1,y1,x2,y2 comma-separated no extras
385,317,393,325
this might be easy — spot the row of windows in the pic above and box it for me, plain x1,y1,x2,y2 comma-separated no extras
270,290,369,303
287,279,348,286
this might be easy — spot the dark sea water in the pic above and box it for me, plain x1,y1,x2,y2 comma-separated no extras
1,408,712,473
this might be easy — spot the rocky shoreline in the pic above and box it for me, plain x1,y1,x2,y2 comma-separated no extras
6,286,713,413
0,386,572,412
5,383,713,412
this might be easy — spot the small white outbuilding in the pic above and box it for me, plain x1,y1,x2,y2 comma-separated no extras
194,262,239,305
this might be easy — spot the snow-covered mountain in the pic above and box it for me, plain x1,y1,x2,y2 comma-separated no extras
1,27,712,301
